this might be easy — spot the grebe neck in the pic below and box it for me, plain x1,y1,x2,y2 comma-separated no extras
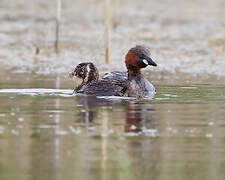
127,66,141,80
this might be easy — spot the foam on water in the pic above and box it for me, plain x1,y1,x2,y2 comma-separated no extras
97,96,136,101
0,89,157,100
0,88,74,97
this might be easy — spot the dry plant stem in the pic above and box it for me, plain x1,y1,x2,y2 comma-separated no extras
104,0,111,63
113,0,120,27
55,0,61,54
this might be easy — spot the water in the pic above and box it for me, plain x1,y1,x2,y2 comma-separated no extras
0,73,225,180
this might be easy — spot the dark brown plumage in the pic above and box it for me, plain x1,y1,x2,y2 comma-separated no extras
70,45,157,98
69,62,99,92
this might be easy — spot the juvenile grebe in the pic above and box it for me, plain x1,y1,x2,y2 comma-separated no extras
70,62,125,96
70,45,157,98
69,62,99,92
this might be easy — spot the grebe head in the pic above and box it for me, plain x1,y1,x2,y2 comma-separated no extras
125,45,157,72
70,62,99,83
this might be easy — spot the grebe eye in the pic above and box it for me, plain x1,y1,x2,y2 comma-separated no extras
142,59,148,65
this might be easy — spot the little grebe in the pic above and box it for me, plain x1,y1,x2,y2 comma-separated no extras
69,62,99,92
70,45,157,98
70,62,125,96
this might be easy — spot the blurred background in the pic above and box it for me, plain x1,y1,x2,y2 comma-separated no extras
0,1,225,180
0,0,225,77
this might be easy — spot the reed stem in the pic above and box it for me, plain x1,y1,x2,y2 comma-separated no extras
113,0,120,28
55,0,61,54
104,0,111,63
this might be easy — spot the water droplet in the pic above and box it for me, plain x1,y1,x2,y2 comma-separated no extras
18,117,24,122
205,133,213,138
208,122,214,126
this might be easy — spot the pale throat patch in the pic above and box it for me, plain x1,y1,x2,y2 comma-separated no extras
142,59,148,65
86,64,91,73
75,77,83,85
84,64,91,83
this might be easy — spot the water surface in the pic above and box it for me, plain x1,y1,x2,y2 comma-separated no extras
0,73,225,180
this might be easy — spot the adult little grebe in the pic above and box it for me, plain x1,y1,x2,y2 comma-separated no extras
70,45,157,98
103,45,157,98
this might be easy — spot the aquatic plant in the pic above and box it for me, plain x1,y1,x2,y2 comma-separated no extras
55,0,61,53
104,0,111,63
